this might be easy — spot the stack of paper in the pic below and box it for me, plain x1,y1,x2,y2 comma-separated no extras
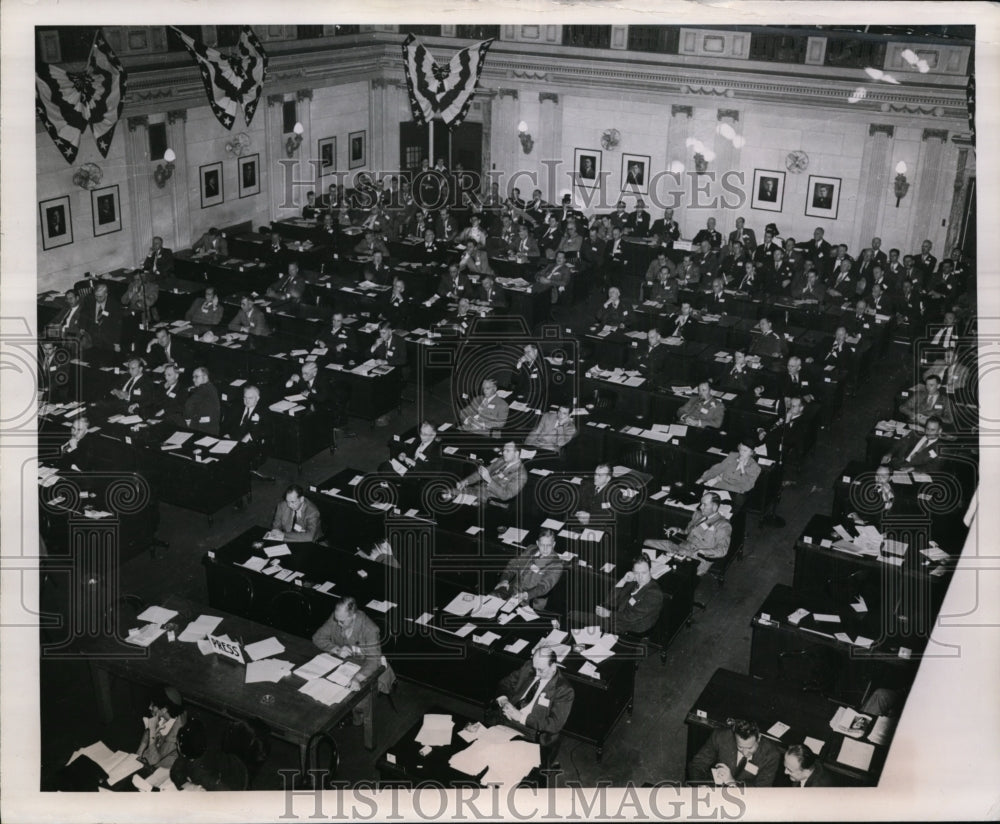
294,653,342,680
837,737,875,771
515,605,540,622
416,714,455,747
245,658,294,683
327,661,361,686
504,638,529,654
443,592,478,616
472,631,501,647
499,527,529,545
470,595,505,620
125,624,166,648
365,599,397,613
67,742,144,786
177,614,224,642
299,678,351,706
244,637,285,661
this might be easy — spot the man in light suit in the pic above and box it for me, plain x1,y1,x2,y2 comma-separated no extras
490,529,565,610
688,719,780,787
192,227,228,258
643,491,733,575
459,377,509,434
697,440,761,495
184,287,224,329
228,295,271,336
452,441,526,502
269,484,323,543
882,416,946,472
525,405,577,451
898,374,954,428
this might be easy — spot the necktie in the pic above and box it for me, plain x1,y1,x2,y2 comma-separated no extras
734,756,747,779
96,304,103,323
124,376,135,397
906,437,928,463
241,406,250,426
926,394,937,410
291,507,298,530
516,678,540,710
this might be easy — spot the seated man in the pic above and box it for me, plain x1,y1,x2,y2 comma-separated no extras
110,357,159,417
183,367,221,435
381,278,412,325
263,230,285,258
369,321,407,366
898,373,954,429
567,556,663,635
184,287,224,329
665,300,698,341
688,719,780,787
362,250,392,286
142,236,174,276
224,385,269,474
512,344,544,401
267,262,307,301
513,224,541,260
311,596,384,724
284,360,329,414
696,439,761,495
382,420,440,474
595,287,633,329
316,312,356,365
780,356,816,405
643,265,679,305
490,528,564,610
643,491,732,575
791,269,826,305
823,326,855,378
451,441,527,503
153,362,187,426
474,274,508,309
267,484,323,543
353,229,389,257
631,328,670,387
458,377,509,434
56,416,100,473
574,463,615,525
145,327,185,369
534,251,575,305
783,744,837,787
525,405,577,451
749,316,788,361
489,647,575,760
678,381,725,429
882,416,946,472
437,263,474,300
192,227,228,258
458,239,493,276
228,295,271,336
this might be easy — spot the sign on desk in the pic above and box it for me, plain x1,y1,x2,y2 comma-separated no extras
208,634,245,663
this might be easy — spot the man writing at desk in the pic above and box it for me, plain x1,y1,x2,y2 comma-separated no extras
311,597,383,725
489,528,564,610
266,484,323,543
688,718,779,787
450,441,527,503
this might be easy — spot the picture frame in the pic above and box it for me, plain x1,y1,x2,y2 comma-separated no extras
620,153,651,195
751,169,786,213
200,161,224,208
573,147,602,191
805,174,841,220
318,137,337,175
237,153,260,198
39,195,72,251
90,184,122,237
348,130,366,169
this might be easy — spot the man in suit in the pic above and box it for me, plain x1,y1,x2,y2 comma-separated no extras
719,241,748,285
692,217,722,249
437,263,474,301
688,719,780,787
628,201,652,238
369,321,407,366
490,529,565,610
703,276,731,315
783,744,837,787
383,420,441,474
311,596,383,725
608,201,630,233
526,405,578,451
914,238,937,281
228,295,271,336
474,275,508,309
631,328,671,387
50,288,88,347
284,360,329,415
803,227,833,277
452,441,527,502
697,440,761,495
728,217,757,251
225,384,269,474
38,341,71,403
381,278,412,326
145,327,185,369
317,312,357,366
459,377,509,434
513,224,541,260
650,207,681,247
512,344,545,401
823,326,855,378
269,484,323,543
536,251,574,305
604,226,628,275
142,236,174,276
353,229,389,257
567,556,664,635
678,381,725,429
458,239,493,276
361,251,392,286
192,227,228,258
184,287,224,329
574,463,617,524
896,280,925,331
694,240,721,285
267,261,308,301
596,286,633,329
791,269,826,306
183,367,221,435
644,265,679,305
927,258,964,305
491,647,575,759
780,356,816,405
56,416,100,473
82,283,122,352
643,491,732,575
899,374,954,428
110,357,159,417
121,270,160,350
758,395,808,464
153,362,187,426
719,350,754,393
749,317,788,362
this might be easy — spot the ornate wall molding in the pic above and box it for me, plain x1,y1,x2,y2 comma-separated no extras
166,109,187,124
671,105,693,118
922,128,949,142
869,124,895,137
538,92,559,104
126,115,149,132
717,108,740,122
296,88,314,102
266,93,285,107
498,88,519,100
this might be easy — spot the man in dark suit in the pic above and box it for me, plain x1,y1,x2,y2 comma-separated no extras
535,251,574,305
110,357,160,417
267,261,308,301
382,278,413,326
596,287,633,329
802,227,833,277
56,416,101,473
567,556,664,635
513,224,540,260
749,317,788,361
913,239,937,282
628,201,652,238
183,366,221,435
703,277,730,315
688,719,780,787
268,484,323,543
573,463,617,524
49,289,88,347
153,362,187,426
783,744,837,787
142,236,174,276
81,283,122,351
38,342,71,403
608,201,630,233
284,361,329,415
650,207,681,247
758,395,808,464
382,420,441,474
362,251,392,286
437,263,474,301
228,295,271,337
728,217,757,251
537,214,562,253
192,227,228,258
316,312,357,366
144,327,186,369
779,356,816,405
631,328,671,387
512,344,544,401
353,229,389,257
692,217,722,249
474,275,508,309
823,326,855,378
719,350,754,393
369,321,406,366
883,416,946,472
491,647,575,761
604,226,628,273
225,384,269,474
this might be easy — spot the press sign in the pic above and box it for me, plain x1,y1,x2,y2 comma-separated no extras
208,635,245,663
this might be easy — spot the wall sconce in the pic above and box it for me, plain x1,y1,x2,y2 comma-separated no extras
893,161,909,207
285,122,304,157
153,148,176,188
517,121,534,154
693,152,708,174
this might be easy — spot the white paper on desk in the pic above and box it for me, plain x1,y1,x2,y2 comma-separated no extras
105,753,145,786
540,518,564,531
920,546,950,563
787,608,810,625
473,631,501,647
851,596,869,614
413,612,434,627
193,435,218,448
264,544,291,558
210,439,238,455
163,431,193,447
505,638,529,654
833,524,855,543
911,472,932,483
519,448,537,460
325,666,357,687
470,595,505,620
834,632,854,644
581,645,615,664
540,628,568,647
813,613,841,623
300,678,350,706
464,526,483,537
244,636,285,661
497,611,516,625
416,713,455,747
273,568,294,581
245,658,294,684
516,605,540,622
147,766,173,789
315,581,336,594
803,736,825,755
854,636,874,649
443,592,477,616
767,721,791,738
882,538,908,557
530,467,553,476
229,378,247,387
136,606,178,625
366,599,397,613
878,554,904,567
294,653,342,681
500,527,529,545
670,424,688,437
321,488,342,498
178,614,224,642
454,622,476,638
580,528,604,543
838,738,875,771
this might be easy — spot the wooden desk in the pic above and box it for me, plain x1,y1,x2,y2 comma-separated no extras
685,668,892,786
81,594,383,772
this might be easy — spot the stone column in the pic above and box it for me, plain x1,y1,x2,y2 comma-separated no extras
538,92,562,200
124,116,153,264
666,105,694,228
165,109,189,248
265,94,285,222
911,128,950,252
493,88,520,193
857,124,894,251
370,78,387,175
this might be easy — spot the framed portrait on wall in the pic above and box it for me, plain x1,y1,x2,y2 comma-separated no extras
751,169,786,212
621,153,651,195
90,185,121,237
805,175,841,219
39,195,72,251
349,130,366,169
200,161,224,208
573,148,602,191
238,153,260,198
318,137,337,174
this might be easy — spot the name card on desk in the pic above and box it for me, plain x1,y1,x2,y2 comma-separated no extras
208,634,245,663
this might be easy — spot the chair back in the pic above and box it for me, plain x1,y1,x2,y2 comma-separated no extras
267,589,314,636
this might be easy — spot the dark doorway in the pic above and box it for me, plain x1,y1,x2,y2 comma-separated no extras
399,120,482,174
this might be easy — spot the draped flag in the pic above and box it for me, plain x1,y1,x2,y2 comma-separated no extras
35,30,127,164
402,34,494,129
966,73,975,145
170,26,268,130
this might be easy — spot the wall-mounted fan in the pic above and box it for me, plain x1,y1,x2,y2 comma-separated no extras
601,128,621,150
